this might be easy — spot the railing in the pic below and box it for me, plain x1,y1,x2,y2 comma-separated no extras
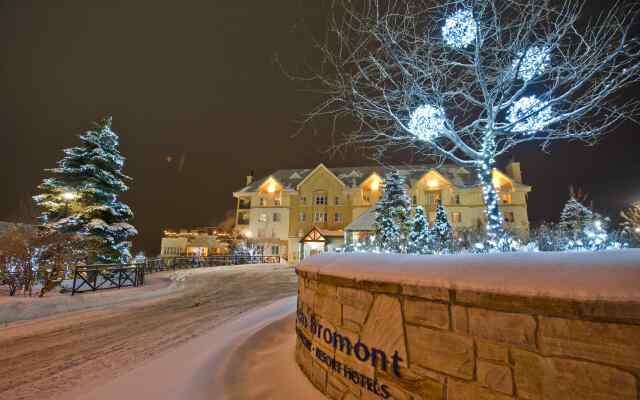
143,255,281,273
71,264,144,295
69,255,281,295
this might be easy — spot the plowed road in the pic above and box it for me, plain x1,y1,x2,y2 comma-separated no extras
0,264,298,400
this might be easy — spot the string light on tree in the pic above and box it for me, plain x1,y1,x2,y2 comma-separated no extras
513,46,551,81
408,104,447,142
508,96,553,133
442,8,477,49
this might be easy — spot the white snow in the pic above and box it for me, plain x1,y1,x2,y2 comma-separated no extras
297,250,640,302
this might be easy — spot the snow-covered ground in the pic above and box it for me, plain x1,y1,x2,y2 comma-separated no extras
0,263,298,400
299,249,640,301
73,297,323,400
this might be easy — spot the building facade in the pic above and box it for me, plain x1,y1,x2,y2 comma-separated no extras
160,227,230,257
233,163,531,263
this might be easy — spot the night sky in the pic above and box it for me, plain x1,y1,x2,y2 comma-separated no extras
1,1,638,255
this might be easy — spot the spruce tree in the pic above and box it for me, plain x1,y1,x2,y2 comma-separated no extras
33,117,137,263
374,169,411,252
558,189,609,251
408,205,432,254
433,204,452,252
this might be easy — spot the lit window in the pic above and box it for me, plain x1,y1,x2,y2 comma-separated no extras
299,212,306,222
504,212,515,223
273,213,281,222
426,191,441,206
315,195,327,205
500,193,512,204
259,213,267,222
451,212,462,224
363,191,371,203
335,213,343,223
314,212,328,223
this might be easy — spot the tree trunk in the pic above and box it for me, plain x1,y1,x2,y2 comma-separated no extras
477,145,505,245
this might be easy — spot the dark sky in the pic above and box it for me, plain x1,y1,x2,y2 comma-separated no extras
1,1,638,255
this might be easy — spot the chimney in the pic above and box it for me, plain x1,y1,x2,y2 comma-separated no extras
505,161,522,183
246,170,254,186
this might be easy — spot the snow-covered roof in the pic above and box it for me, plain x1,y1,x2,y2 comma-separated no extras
345,208,377,232
297,250,640,302
235,164,526,194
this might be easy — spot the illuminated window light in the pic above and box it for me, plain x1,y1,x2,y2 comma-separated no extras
371,179,380,191
427,179,440,188
267,182,277,193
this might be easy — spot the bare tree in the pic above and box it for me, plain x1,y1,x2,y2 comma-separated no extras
621,201,640,243
309,0,640,246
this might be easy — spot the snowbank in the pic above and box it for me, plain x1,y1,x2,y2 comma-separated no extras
297,250,640,302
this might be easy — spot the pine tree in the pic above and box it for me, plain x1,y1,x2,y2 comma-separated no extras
374,169,411,252
33,117,137,263
558,188,608,251
433,204,452,253
408,206,432,254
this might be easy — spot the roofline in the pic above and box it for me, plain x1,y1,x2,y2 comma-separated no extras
296,163,347,191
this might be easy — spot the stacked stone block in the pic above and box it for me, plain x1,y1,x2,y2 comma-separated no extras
295,270,640,400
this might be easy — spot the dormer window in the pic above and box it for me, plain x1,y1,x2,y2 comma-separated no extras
315,195,327,205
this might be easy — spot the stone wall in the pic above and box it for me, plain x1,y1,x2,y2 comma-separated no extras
295,256,640,400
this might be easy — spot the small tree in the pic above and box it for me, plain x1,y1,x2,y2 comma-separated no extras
408,206,432,254
621,202,640,245
374,170,411,252
558,189,609,251
432,205,453,253
33,117,137,263
310,0,640,246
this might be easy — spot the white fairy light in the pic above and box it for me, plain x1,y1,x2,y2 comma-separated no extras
512,46,551,81
408,104,447,142
442,9,477,49
508,96,553,133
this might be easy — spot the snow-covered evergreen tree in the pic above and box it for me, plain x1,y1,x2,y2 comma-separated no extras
432,204,452,252
374,169,411,252
33,117,137,263
558,191,608,251
407,206,432,254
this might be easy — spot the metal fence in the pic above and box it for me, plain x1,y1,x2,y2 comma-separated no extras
70,255,281,295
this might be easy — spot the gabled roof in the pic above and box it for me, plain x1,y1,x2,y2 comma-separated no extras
235,163,529,194
295,164,346,190
345,208,377,232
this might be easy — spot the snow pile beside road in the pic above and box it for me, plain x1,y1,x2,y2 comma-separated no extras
298,250,640,302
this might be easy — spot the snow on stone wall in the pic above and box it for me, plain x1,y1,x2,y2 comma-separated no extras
297,250,640,302
295,251,640,400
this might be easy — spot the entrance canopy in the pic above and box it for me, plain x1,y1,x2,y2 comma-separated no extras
300,227,345,260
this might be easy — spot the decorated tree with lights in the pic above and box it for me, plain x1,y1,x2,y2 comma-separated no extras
432,204,453,253
309,0,640,249
621,202,640,245
33,117,137,263
558,190,608,251
408,206,432,254
374,170,411,252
